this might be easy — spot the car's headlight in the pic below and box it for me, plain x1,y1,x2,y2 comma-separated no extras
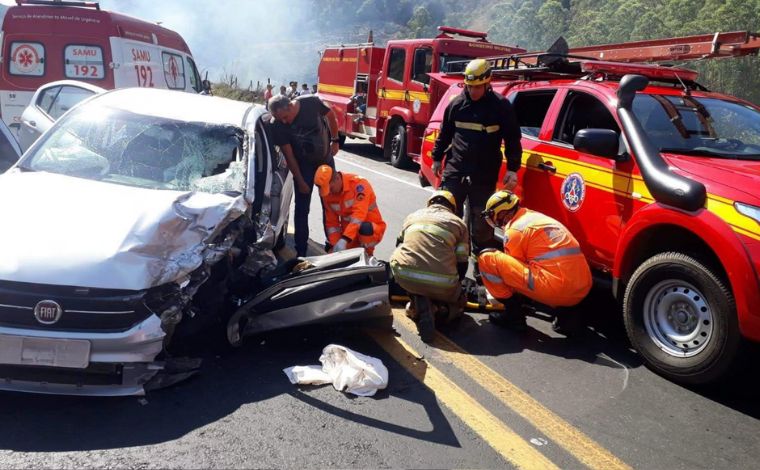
735,202,760,224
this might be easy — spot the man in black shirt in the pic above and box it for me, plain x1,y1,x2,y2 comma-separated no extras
431,58,522,263
269,94,340,257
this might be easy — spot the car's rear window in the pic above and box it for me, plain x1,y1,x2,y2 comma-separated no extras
21,106,246,192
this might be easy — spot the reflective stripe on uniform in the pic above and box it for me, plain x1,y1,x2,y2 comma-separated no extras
481,272,504,284
344,199,355,208
455,243,468,255
368,203,378,211
454,121,501,133
394,266,458,287
405,223,456,245
329,203,341,211
531,246,582,262
510,213,550,231
326,227,341,235
527,270,535,290
349,217,363,224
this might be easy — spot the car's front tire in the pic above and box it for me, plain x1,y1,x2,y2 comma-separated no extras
623,252,741,384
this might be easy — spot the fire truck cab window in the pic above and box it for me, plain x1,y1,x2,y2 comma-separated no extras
511,90,557,138
555,91,620,145
411,48,432,85
388,48,406,83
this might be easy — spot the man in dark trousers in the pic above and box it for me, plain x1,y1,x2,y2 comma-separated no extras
269,94,340,257
430,58,522,272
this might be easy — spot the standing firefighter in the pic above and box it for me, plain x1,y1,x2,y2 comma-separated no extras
478,190,593,332
431,58,522,268
314,165,386,256
390,190,469,343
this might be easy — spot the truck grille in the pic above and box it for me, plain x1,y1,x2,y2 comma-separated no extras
0,280,153,332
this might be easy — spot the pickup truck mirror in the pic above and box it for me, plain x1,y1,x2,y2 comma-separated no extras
573,128,621,160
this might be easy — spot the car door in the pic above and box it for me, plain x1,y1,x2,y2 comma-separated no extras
19,84,99,151
540,87,631,269
0,118,22,172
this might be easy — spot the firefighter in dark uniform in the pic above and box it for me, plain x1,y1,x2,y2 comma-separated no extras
431,58,522,274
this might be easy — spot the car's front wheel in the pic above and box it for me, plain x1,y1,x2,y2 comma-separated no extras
623,252,741,384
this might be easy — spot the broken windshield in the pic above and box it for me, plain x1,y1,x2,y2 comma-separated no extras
632,94,760,159
20,105,246,192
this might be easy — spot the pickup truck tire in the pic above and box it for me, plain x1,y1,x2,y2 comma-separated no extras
623,252,740,384
385,122,412,169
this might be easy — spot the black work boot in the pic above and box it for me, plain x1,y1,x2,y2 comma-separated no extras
413,295,436,344
551,307,582,336
489,296,528,331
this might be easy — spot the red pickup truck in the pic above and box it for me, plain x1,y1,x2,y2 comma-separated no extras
418,58,760,384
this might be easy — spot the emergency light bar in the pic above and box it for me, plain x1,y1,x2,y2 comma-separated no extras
437,26,488,40
15,0,100,9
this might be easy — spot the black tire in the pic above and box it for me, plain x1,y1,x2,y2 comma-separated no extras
622,252,741,384
338,133,347,148
418,171,431,188
274,225,286,251
385,122,412,169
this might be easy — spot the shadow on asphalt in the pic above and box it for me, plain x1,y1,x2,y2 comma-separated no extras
0,325,460,452
340,141,420,173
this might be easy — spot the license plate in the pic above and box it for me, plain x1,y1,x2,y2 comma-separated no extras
0,335,90,369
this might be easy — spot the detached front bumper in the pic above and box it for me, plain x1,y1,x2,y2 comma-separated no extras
0,314,165,396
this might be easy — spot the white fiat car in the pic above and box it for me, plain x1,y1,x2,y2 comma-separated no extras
0,88,391,396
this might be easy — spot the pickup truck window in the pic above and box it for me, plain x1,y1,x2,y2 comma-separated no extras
554,91,619,145
511,90,556,138
633,94,760,159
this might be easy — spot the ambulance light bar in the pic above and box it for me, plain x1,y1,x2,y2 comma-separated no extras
15,0,100,10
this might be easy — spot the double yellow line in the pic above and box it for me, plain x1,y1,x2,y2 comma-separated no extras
371,311,631,469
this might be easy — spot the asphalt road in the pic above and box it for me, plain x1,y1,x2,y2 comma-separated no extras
1,140,759,469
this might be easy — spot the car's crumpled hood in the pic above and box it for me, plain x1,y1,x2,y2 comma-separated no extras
0,171,247,290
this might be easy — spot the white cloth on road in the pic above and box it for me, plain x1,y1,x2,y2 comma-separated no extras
283,344,388,397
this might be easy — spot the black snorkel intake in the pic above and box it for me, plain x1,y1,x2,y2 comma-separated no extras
617,74,706,212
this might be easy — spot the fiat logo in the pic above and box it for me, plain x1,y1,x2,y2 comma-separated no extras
34,300,62,325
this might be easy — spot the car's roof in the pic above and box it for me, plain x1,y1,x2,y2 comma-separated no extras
35,80,106,95
90,88,253,127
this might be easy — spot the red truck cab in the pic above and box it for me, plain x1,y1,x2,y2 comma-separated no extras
317,27,523,168
420,58,760,384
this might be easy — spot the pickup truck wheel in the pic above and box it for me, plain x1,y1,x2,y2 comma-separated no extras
623,252,740,384
385,123,412,169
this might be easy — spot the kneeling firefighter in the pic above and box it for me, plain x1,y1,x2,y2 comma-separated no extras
390,190,469,343
478,190,592,332
314,165,386,256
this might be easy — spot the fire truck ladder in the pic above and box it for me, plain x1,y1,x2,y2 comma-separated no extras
567,31,760,63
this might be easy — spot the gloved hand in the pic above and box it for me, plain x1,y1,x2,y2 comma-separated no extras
502,170,518,190
332,238,348,252
432,160,442,176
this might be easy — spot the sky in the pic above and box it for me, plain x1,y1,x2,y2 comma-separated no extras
0,0,344,88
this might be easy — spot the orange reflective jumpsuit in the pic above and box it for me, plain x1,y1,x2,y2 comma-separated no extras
478,208,592,307
322,173,386,255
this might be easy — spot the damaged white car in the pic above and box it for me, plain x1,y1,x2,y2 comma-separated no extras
0,88,391,396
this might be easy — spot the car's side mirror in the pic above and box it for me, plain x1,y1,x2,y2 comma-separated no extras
573,128,621,160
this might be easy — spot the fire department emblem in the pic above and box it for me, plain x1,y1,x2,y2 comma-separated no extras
561,173,586,212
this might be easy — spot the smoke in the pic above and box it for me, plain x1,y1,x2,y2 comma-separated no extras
99,0,356,88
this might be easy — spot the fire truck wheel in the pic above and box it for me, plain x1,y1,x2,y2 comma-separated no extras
623,252,741,385
385,122,412,168
338,134,347,148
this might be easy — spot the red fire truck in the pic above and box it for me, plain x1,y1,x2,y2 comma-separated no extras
0,0,203,131
317,26,524,168
418,31,760,384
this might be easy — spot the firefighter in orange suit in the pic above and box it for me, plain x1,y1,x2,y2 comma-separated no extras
478,190,592,332
314,165,386,256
